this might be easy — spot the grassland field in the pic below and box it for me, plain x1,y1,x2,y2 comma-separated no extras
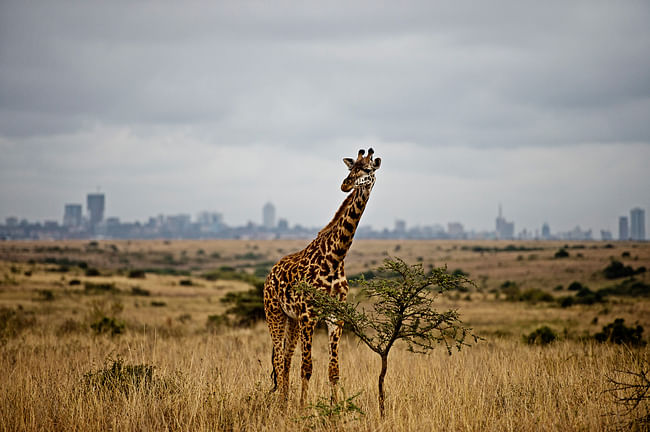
0,239,649,431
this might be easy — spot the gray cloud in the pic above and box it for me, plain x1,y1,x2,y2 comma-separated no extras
1,1,649,232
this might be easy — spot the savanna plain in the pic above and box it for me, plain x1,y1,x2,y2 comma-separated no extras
1,239,649,431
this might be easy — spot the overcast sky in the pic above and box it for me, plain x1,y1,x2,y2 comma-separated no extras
1,1,649,234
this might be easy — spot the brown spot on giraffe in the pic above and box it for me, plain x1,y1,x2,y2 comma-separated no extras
264,148,381,408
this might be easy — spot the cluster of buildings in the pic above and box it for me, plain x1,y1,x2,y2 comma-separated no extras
0,193,646,242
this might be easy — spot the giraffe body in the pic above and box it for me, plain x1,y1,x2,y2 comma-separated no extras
264,148,381,407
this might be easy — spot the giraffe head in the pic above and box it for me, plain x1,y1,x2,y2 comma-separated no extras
341,148,381,192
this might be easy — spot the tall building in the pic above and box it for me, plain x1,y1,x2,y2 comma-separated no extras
541,222,551,239
630,207,646,241
495,204,514,239
63,204,82,227
448,222,464,238
619,216,629,240
394,219,406,236
87,193,105,227
263,202,276,229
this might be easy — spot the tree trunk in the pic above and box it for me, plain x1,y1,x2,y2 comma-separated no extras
378,354,388,417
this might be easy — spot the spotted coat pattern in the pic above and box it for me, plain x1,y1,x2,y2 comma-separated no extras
264,148,381,407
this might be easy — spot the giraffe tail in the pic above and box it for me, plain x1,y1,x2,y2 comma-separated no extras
269,346,278,393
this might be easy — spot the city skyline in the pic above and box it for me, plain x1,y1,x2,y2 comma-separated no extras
1,191,646,241
1,2,649,232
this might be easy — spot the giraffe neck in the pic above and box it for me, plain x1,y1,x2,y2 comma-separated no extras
315,183,373,263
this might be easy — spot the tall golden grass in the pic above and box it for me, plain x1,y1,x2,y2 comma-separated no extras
1,240,648,431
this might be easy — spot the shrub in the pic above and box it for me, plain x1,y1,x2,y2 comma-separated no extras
84,282,118,294
90,316,125,335
220,280,265,326
150,301,166,307
554,248,569,258
85,268,101,277
595,318,645,346
69,279,81,286
179,279,193,286
0,306,36,339
500,280,521,301
525,326,557,345
206,314,229,331
520,288,554,304
130,286,150,296
567,281,584,291
84,358,154,394
600,278,650,297
37,289,54,301
603,260,642,279
127,269,146,279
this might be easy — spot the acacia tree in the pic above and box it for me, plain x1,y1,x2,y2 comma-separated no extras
299,257,480,417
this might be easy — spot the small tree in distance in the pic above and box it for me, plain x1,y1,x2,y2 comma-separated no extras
298,257,480,417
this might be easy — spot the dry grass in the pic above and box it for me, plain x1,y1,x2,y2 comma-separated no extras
1,239,649,431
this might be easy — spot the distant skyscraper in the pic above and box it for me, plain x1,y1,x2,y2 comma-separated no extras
87,193,105,227
394,219,406,236
495,204,514,239
541,222,551,239
630,208,646,241
447,222,464,238
63,204,82,227
263,202,276,229
619,216,629,240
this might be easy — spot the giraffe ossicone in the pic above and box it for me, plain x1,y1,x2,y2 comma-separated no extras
263,148,381,408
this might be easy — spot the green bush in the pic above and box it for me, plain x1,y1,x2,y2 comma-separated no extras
206,314,229,331
85,268,101,277
567,281,584,291
84,358,154,394
554,248,569,258
84,282,118,294
179,279,193,286
130,286,150,296
595,318,645,346
69,279,81,286
603,260,644,279
525,326,557,345
90,316,125,335
520,288,554,304
500,280,521,301
600,278,650,297
0,306,36,339
127,269,146,279
219,279,265,326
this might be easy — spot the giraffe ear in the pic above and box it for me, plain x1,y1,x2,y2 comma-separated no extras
343,158,355,169
373,158,381,169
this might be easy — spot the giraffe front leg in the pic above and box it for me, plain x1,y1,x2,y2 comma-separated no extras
299,319,316,408
327,319,344,403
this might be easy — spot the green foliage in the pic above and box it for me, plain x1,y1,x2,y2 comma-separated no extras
37,289,54,301
297,257,479,417
559,286,605,307
69,279,81,286
84,282,118,294
90,316,125,335
202,267,261,285
84,357,154,394
500,281,521,301
206,314,229,331
520,288,554,304
0,306,36,340
150,301,166,307
524,326,557,345
179,279,194,286
554,248,569,258
127,269,146,279
604,260,645,279
567,281,584,291
130,286,150,296
300,390,364,427
600,278,650,297
85,268,101,277
219,279,265,326
595,318,645,346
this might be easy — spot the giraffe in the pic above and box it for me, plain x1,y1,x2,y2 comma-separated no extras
263,148,381,407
